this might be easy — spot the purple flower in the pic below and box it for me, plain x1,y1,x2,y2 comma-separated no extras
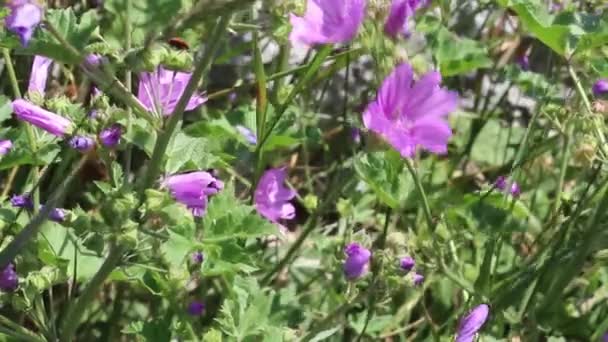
289,0,366,47
0,263,18,292
384,0,426,38
84,54,102,67
191,251,204,264
254,168,296,225
516,53,530,71
494,176,507,190
413,272,424,286
362,63,458,158
351,128,361,144
455,304,490,342
28,56,53,95
99,124,122,148
510,182,521,198
400,256,415,273
343,243,371,280
137,67,207,116
162,171,224,217
5,0,42,47
187,300,205,316
235,125,257,145
10,194,33,209
12,99,73,137
494,176,520,198
0,140,13,155
593,79,608,97
69,135,95,152
603,333,608,342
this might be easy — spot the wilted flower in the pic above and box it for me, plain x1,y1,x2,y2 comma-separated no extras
0,140,13,155
191,251,204,264
235,125,257,145
455,304,490,342
0,263,18,292
344,243,371,280
69,135,95,152
162,171,224,217
137,67,207,116
363,63,458,158
593,79,608,97
5,0,43,47
289,0,366,47
99,124,122,148
400,256,415,273
384,0,426,38
254,168,296,225
12,99,73,137
11,194,33,209
412,272,424,286
187,300,205,316
28,56,53,95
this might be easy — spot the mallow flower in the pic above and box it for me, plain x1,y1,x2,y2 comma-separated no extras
99,124,122,148
0,140,13,156
254,168,296,226
384,0,426,38
400,256,415,273
137,67,207,116
10,194,33,209
343,243,371,280
593,79,608,97
494,176,521,198
289,0,366,47
162,171,224,217
455,304,490,342
12,99,73,137
412,272,424,286
28,55,53,95
69,136,95,152
363,63,458,158
5,0,43,47
0,263,18,292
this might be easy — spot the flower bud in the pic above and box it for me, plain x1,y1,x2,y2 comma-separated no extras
343,243,371,280
187,300,205,316
0,140,13,156
0,263,18,292
69,135,95,152
400,256,415,273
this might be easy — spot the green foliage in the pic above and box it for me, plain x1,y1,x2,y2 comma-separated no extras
432,28,493,76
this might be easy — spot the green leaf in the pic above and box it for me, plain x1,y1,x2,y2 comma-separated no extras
165,132,218,174
0,96,12,123
123,118,157,157
354,151,413,208
470,119,524,165
160,230,197,267
433,28,492,76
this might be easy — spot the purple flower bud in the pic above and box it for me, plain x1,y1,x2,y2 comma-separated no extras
254,168,296,226
385,0,426,38
593,79,608,97
510,182,521,198
187,300,205,316
41,205,67,223
494,176,507,190
69,135,95,152
5,0,43,47
84,54,102,67
12,99,73,137
0,263,18,292
343,243,371,280
455,304,490,342
235,125,257,145
400,256,415,273
516,53,530,71
162,171,224,217
412,272,424,286
351,128,361,144
88,110,98,119
191,251,204,264
11,194,33,209
494,176,521,197
0,140,13,156
99,124,122,148
28,56,53,95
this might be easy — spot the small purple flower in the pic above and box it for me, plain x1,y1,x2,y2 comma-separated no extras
593,79,608,97
494,176,520,198
494,176,507,190
162,171,224,217
137,67,207,116
84,54,102,67
289,0,366,48
384,0,426,38
191,251,204,264
99,124,122,148
42,206,67,223
235,125,257,145
363,63,458,158
10,194,33,209
455,304,490,342
344,243,371,280
5,0,43,47
516,53,530,71
510,182,521,198
412,272,424,286
12,99,73,137
187,300,205,316
400,256,415,273
69,135,95,152
0,140,13,156
254,168,296,225
0,263,18,292
28,56,53,95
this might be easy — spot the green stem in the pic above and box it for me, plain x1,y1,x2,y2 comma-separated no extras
551,123,573,216
0,315,45,342
138,15,231,197
59,243,125,342
123,0,134,186
404,158,434,232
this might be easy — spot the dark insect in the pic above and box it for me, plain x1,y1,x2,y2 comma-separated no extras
168,37,190,50
79,149,109,183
